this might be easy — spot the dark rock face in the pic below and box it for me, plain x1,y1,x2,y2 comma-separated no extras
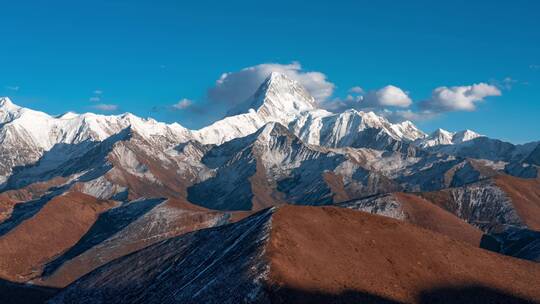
481,228,540,263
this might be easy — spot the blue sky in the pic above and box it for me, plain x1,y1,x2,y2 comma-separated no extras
1,0,539,143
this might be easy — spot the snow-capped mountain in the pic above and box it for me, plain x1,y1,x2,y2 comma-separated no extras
195,72,427,151
414,128,482,148
0,72,537,197
194,72,317,144
1,71,538,197
227,71,317,119
412,127,540,167
189,122,400,210
0,97,190,148
290,109,426,151
0,97,191,185
0,73,427,160
0,73,433,186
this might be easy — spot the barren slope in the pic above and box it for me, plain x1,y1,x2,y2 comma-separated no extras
339,192,483,246
50,206,540,304
0,192,116,282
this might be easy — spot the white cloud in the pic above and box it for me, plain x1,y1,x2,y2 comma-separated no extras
89,96,101,102
207,62,335,106
500,77,517,90
490,77,518,90
322,85,411,112
322,95,362,112
420,83,501,112
530,64,540,70
172,98,193,110
92,104,118,111
363,85,412,108
348,86,364,94
94,90,103,95
5,86,19,91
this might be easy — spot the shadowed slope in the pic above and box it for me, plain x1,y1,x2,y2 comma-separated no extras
0,279,58,304
39,198,231,287
40,198,165,279
49,208,274,304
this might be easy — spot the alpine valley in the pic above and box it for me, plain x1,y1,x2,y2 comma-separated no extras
1,73,540,304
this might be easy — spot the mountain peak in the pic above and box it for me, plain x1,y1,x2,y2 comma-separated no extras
413,128,455,148
415,128,484,148
432,128,453,136
0,97,19,110
429,128,455,141
267,71,286,81
57,111,80,119
262,71,297,88
226,72,316,120
0,97,26,124
452,129,482,143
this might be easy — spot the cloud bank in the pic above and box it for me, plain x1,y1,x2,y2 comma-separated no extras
92,104,118,111
363,85,412,108
323,85,412,113
207,62,335,106
170,61,503,127
420,83,501,112
323,82,501,123
172,98,193,110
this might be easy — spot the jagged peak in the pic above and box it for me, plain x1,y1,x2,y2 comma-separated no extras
267,71,289,82
0,97,15,108
0,97,25,115
255,121,292,138
259,71,299,90
57,111,79,119
398,120,417,128
217,122,297,150
452,129,482,143
431,128,454,137
226,72,316,118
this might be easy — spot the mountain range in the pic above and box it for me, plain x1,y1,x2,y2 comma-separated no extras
0,72,539,303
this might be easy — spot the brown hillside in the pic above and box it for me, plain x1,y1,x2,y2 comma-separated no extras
494,174,540,230
267,206,540,303
0,192,116,282
393,192,483,246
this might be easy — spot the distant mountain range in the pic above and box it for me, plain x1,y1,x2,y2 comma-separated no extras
0,73,539,303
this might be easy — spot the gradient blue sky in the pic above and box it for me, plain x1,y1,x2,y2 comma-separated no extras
1,0,539,143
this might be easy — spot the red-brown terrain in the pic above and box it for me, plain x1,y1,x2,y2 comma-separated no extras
493,174,540,230
49,206,540,304
0,192,245,289
393,192,483,245
267,206,540,303
339,192,483,246
0,192,116,282
417,175,540,233
36,197,234,288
